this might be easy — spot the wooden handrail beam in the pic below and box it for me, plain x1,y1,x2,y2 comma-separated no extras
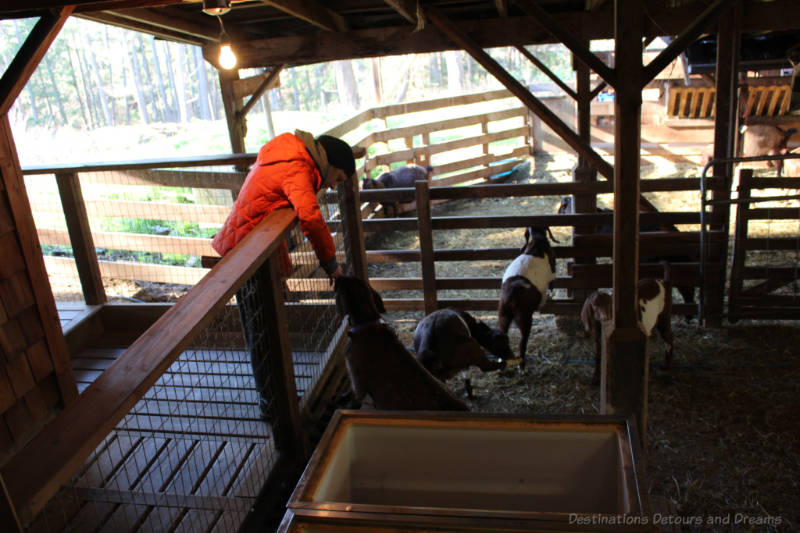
1,209,298,522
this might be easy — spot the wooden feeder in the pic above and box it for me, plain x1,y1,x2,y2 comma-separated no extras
283,410,651,532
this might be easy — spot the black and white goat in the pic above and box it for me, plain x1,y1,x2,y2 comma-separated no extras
497,227,557,369
334,276,468,411
361,164,434,217
581,263,675,384
413,308,511,399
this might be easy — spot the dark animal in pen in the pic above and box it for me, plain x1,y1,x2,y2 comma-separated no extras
497,227,557,370
361,164,434,217
739,124,797,177
581,263,675,385
557,196,696,317
413,308,511,399
334,276,468,411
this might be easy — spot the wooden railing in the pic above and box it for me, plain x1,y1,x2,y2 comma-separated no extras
23,90,531,298
1,208,301,522
342,177,729,317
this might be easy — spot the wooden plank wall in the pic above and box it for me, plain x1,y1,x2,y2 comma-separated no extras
0,117,76,462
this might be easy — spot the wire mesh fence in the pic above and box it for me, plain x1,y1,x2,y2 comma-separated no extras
23,177,355,532
25,165,243,302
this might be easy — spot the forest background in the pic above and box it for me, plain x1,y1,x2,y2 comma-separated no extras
1,16,585,167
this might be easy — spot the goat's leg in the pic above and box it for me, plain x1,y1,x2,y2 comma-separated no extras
464,340,506,372
592,321,602,385
656,314,675,368
516,312,533,371
498,305,513,334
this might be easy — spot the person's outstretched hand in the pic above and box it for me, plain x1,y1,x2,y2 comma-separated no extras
329,266,344,286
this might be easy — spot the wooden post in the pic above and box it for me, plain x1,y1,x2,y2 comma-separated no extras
416,180,437,314
339,175,369,281
706,1,741,327
219,69,248,172
602,0,649,444
55,172,106,306
571,43,597,302
727,168,752,321
256,254,307,459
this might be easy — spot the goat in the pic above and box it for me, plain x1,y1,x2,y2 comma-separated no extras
413,308,511,399
557,196,696,318
361,164,434,217
581,262,675,385
740,124,797,177
497,227,557,369
334,276,468,411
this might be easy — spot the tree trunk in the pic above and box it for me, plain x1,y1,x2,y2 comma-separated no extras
124,31,150,124
163,42,181,122
334,60,360,111
104,27,118,124
44,57,68,126
150,36,173,121
371,57,383,104
83,33,112,126
66,46,92,128
136,35,160,122
193,46,212,120
175,44,190,122
429,54,442,87
445,50,465,93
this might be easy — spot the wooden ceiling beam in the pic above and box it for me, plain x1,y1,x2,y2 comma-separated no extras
642,0,734,88
511,0,617,89
424,6,614,179
261,0,348,32
0,6,74,117
77,12,206,45
113,7,220,41
1,0,185,14
383,0,417,24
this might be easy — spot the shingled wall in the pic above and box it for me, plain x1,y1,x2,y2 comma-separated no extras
0,116,76,463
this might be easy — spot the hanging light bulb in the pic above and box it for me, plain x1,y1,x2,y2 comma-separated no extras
215,15,237,70
202,0,231,16
219,42,237,69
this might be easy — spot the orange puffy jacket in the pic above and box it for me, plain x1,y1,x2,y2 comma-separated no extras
211,133,336,274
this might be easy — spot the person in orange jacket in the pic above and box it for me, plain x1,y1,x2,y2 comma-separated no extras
212,130,357,423
212,129,355,282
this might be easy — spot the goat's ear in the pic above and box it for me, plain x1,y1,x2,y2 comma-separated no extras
370,287,386,313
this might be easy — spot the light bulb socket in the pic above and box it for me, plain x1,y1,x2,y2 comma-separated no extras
202,0,231,16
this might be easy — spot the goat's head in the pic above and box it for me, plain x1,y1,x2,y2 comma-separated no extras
522,226,558,252
487,328,513,363
334,276,385,324
557,196,573,215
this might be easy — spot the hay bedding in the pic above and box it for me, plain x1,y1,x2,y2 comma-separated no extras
370,153,800,531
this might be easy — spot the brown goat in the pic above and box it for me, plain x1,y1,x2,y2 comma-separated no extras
334,276,468,411
581,265,675,384
497,227,557,370
413,308,510,399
